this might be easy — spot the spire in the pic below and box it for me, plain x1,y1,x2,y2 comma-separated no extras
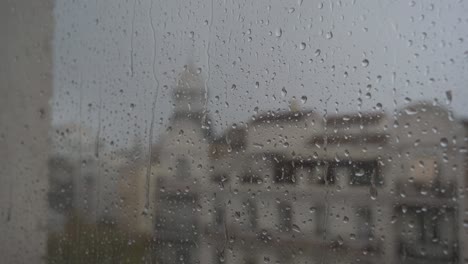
173,58,206,113
176,58,204,90
289,97,301,112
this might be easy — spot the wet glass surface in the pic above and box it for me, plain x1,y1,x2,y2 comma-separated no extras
1,0,468,263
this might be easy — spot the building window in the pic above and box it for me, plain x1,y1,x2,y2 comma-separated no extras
309,163,327,185
241,169,263,184
412,207,444,244
315,205,327,235
214,205,225,227
315,162,337,185
349,161,380,186
244,199,257,229
356,207,372,239
176,158,190,178
274,160,296,184
212,173,229,185
278,201,292,232
397,206,457,260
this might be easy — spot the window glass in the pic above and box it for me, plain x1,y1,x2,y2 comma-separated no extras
2,0,468,264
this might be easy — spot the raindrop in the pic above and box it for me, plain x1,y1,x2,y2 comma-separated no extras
301,96,307,104
404,107,418,115
281,87,287,97
314,49,321,57
362,59,369,67
354,168,365,177
141,207,149,216
401,206,408,213
440,138,448,147
299,42,306,50
445,90,452,104
325,31,333,39
337,235,344,245
292,224,301,233
275,28,282,38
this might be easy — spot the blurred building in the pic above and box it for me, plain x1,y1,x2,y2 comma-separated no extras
48,123,133,231
48,124,96,231
196,102,465,264
118,62,467,264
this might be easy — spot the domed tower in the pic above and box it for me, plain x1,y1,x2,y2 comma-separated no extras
173,59,206,114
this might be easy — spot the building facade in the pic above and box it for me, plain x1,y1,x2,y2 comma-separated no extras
118,63,467,264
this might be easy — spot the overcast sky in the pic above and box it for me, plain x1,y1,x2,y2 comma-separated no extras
51,0,468,151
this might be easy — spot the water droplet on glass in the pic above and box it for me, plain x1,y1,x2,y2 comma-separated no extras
445,90,452,104
404,107,418,115
354,168,365,177
370,186,378,200
299,42,306,50
314,49,321,56
292,224,301,233
141,207,149,216
440,138,448,147
337,235,344,245
362,59,369,67
281,87,287,97
275,28,282,38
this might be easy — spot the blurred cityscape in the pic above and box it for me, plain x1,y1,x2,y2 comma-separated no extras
46,62,468,264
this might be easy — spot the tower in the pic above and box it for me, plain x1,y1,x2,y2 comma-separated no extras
173,59,206,114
